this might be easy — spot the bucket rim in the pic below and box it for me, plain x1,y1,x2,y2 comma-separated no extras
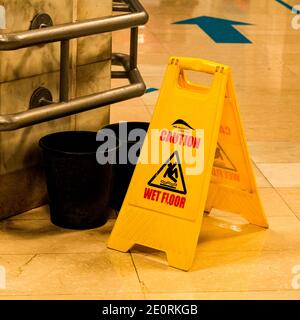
102,122,150,143
103,121,149,131
39,130,119,156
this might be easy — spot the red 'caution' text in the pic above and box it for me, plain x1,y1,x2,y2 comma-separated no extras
160,130,201,149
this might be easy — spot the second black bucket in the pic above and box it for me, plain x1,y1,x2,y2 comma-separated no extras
39,131,118,230
101,122,149,212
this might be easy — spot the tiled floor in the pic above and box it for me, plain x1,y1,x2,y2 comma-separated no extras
1,0,300,300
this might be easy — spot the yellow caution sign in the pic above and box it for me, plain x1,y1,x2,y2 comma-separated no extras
108,57,268,271
206,72,268,227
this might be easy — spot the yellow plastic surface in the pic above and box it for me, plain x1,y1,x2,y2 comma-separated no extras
108,57,268,271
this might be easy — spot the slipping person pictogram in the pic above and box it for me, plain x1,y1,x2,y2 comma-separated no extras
148,151,187,195
214,143,237,172
164,163,178,183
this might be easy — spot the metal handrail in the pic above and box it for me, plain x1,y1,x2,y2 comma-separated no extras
0,0,148,131
0,54,145,131
0,1,147,50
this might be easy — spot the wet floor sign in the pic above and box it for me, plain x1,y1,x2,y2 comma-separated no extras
108,57,268,271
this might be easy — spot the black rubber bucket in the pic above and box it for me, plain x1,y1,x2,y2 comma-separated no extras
39,131,118,230
101,122,149,212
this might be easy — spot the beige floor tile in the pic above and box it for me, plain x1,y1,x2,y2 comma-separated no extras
197,214,300,252
243,120,300,143
261,42,300,58
282,55,300,75
110,104,152,124
240,102,300,142
113,31,167,56
138,53,172,66
260,188,297,217
111,78,128,88
110,96,146,108
8,206,50,221
253,165,272,187
146,104,155,117
145,291,300,300
248,142,300,163
140,76,163,108
287,64,300,75
0,252,141,296
143,76,164,89
256,163,300,187
139,64,167,77
281,53,300,65
142,90,160,108
246,31,300,44
0,217,115,255
120,40,168,56
209,187,295,218
212,187,295,218
163,44,269,67
132,249,300,293
237,89,300,109
0,293,145,300
277,188,300,215
203,56,287,87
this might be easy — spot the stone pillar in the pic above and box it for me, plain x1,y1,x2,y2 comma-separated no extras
0,0,112,220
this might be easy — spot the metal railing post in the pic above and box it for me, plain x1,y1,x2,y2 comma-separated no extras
60,40,70,103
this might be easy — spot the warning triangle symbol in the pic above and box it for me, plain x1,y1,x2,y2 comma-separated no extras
148,151,187,195
214,143,237,172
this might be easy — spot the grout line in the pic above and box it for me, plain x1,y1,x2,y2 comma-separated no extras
1,249,300,257
273,188,300,221
253,163,300,219
129,252,147,299
284,64,300,78
22,254,37,267
0,288,298,298
0,293,145,298
145,105,155,117
253,162,273,187
144,288,299,294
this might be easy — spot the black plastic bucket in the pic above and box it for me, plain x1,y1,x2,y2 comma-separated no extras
39,131,118,230
101,122,149,212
